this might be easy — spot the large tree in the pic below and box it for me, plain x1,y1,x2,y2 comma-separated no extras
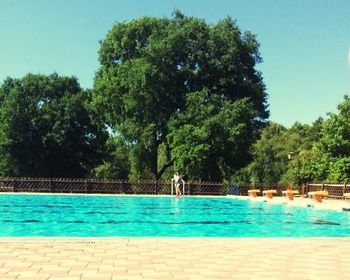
168,91,259,181
236,121,323,185
93,11,268,180
312,96,350,182
0,73,107,177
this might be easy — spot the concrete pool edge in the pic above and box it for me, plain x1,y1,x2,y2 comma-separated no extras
227,194,350,212
0,236,350,242
2,191,350,212
0,192,223,198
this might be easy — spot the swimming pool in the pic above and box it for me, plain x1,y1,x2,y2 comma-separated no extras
1,194,350,237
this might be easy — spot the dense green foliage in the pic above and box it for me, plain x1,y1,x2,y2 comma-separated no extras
168,91,259,181
93,11,268,180
236,97,350,185
0,74,107,177
235,121,323,185
310,97,350,182
0,12,348,184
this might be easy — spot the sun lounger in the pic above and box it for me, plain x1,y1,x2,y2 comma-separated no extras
308,191,328,203
262,189,277,199
247,189,260,197
282,190,299,200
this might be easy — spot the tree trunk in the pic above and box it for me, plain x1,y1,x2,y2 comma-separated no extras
157,141,173,179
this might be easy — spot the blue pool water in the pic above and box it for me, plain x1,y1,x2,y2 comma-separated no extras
0,194,350,237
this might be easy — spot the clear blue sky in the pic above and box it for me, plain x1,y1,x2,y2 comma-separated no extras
1,0,349,127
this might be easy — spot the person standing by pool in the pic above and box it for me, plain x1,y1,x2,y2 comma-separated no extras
173,171,184,197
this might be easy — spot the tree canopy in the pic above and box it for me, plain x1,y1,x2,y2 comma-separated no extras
311,96,350,182
93,11,268,180
168,91,259,181
235,120,325,185
0,73,107,177
1,11,347,185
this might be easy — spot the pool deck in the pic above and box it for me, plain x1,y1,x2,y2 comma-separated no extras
1,193,350,279
227,194,350,212
1,237,350,280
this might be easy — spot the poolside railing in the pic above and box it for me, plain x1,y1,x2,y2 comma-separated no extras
305,183,348,199
228,183,289,196
0,177,225,196
0,177,348,199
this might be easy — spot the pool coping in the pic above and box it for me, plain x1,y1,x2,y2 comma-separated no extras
2,191,350,211
227,194,350,212
0,192,222,198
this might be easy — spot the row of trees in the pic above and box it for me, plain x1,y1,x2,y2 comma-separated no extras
0,74,108,177
0,11,348,184
237,96,350,185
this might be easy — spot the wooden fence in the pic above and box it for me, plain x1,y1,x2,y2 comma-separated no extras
0,177,349,199
306,183,350,199
227,183,289,196
0,177,225,196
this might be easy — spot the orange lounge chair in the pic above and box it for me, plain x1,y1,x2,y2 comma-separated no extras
247,189,260,197
262,189,277,199
308,191,328,203
282,190,299,201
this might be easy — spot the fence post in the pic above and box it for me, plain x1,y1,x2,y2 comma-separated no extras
301,183,305,198
84,179,88,194
12,179,17,192
155,180,158,195
121,180,126,194
344,182,347,196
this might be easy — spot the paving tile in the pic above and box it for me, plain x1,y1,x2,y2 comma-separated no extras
0,237,350,279
17,275,49,280
49,277,81,280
